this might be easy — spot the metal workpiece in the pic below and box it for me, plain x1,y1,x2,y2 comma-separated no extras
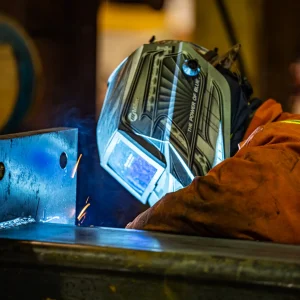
0,128,78,225
1,223,300,299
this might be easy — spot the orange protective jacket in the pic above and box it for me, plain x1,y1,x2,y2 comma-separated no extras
126,99,300,244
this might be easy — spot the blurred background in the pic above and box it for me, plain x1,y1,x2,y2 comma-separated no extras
1,0,300,227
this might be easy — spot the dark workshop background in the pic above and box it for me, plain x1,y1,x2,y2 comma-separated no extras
0,0,300,227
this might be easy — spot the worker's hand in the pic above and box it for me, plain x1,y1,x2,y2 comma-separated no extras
125,210,148,229
125,202,159,230
290,61,300,113
125,193,172,231
125,185,201,234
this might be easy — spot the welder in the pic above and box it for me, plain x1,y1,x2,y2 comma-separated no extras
97,39,300,244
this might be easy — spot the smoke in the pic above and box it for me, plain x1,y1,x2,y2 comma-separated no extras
51,102,148,228
50,103,99,222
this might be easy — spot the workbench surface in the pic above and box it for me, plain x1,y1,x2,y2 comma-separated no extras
0,223,300,299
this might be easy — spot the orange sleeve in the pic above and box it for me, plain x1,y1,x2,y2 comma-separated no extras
127,120,300,244
244,99,282,139
244,98,300,138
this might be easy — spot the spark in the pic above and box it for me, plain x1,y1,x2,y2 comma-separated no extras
71,154,82,178
77,196,91,225
77,203,90,221
80,213,87,225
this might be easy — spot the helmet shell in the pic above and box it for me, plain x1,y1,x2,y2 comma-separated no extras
97,40,231,205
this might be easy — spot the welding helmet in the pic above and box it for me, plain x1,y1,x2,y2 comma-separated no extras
97,40,254,206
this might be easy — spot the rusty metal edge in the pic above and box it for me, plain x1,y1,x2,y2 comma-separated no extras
0,127,77,139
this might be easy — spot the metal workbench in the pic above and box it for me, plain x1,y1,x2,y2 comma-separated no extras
0,222,300,299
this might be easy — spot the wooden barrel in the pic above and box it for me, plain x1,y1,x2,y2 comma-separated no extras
0,14,42,133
